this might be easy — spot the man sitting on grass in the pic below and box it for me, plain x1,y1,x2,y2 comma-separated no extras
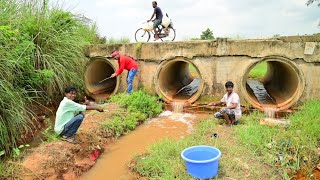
54,86,104,144
208,81,242,126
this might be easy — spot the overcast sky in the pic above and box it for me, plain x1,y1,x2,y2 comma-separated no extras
60,0,319,41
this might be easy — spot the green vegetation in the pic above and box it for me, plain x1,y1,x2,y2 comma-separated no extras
131,120,216,179
135,42,142,58
100,91,162,138
42,118,59,143
236,100,320,179
0,162,21,179
0,0,99,155
188,63,199,78
131,100,320,179
191,28,215,40
110,90,162,118
248,62,268,79
106,37,130,44
131,117,272,179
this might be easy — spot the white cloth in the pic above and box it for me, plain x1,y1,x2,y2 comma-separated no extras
220,92,242,120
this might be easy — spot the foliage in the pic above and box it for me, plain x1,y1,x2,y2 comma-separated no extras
0,0,99,156
307,0,320,6
100,112,146,138
106,37,130,44
135,42,142,57
248,61,268,79
0,161,21,179
12,144,30,158
132,101,320,179
0,80,33,152
42,118,59,143
110,90,163,118
101,91,162,138
235,100,320,178
200,28,215,40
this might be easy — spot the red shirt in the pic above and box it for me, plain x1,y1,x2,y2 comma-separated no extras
115,55,138,75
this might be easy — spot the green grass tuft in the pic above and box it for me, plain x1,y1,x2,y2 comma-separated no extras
100,91,163,138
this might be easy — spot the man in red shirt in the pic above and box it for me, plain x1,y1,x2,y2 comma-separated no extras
111,51,138,94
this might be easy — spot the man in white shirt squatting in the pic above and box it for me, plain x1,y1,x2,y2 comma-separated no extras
208,81,242,126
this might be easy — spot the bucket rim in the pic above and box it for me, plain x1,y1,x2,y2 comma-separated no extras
181,145,221,164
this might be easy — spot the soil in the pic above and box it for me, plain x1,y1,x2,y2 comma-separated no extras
20,103,118,180
294,168,320,180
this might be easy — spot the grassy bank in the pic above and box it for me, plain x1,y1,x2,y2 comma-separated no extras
235,100,320,179
0,0,99,155
99,90,163,138
131,100,320,179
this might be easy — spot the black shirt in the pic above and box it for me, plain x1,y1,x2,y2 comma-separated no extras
154,7,163,20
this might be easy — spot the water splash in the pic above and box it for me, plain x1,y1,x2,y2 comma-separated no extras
264,107,278,118
171,101,185,113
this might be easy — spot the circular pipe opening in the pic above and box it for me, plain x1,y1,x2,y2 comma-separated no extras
242,57,304,110
154,59,204,103
84,58,119,100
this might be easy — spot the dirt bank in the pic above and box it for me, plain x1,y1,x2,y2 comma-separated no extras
20,103,118,179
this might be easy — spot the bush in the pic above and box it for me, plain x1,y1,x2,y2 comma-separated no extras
101,91,162,138
0,0,99,156
110,90,163,118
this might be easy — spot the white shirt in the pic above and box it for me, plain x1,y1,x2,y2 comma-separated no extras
220,92,242,120
54,97,86,135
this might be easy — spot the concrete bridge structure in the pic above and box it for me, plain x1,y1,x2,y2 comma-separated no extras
84,36,320,110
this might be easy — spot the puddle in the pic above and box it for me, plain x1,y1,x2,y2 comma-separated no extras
247,79,276,105
82,112,209,180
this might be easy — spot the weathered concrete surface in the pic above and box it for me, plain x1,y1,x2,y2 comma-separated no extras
86,35,320,108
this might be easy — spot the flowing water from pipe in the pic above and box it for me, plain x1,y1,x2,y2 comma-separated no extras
82,112,210,179
263,107,278,118
171,101,185,113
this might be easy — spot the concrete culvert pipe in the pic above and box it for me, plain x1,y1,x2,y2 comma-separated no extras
154,59,204,103
84,58,119,100
242,56,305,110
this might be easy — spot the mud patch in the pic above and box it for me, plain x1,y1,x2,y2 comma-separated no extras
21,103,119,179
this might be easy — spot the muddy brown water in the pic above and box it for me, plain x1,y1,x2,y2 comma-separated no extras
82,112,210,180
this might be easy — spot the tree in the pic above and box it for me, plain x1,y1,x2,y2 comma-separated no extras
307,0,320,26
306,0,320,6
200,28,215,40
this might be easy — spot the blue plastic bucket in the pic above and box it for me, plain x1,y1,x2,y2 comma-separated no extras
181,145,221,179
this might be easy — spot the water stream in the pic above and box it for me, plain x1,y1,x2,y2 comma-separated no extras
82,112,209,179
